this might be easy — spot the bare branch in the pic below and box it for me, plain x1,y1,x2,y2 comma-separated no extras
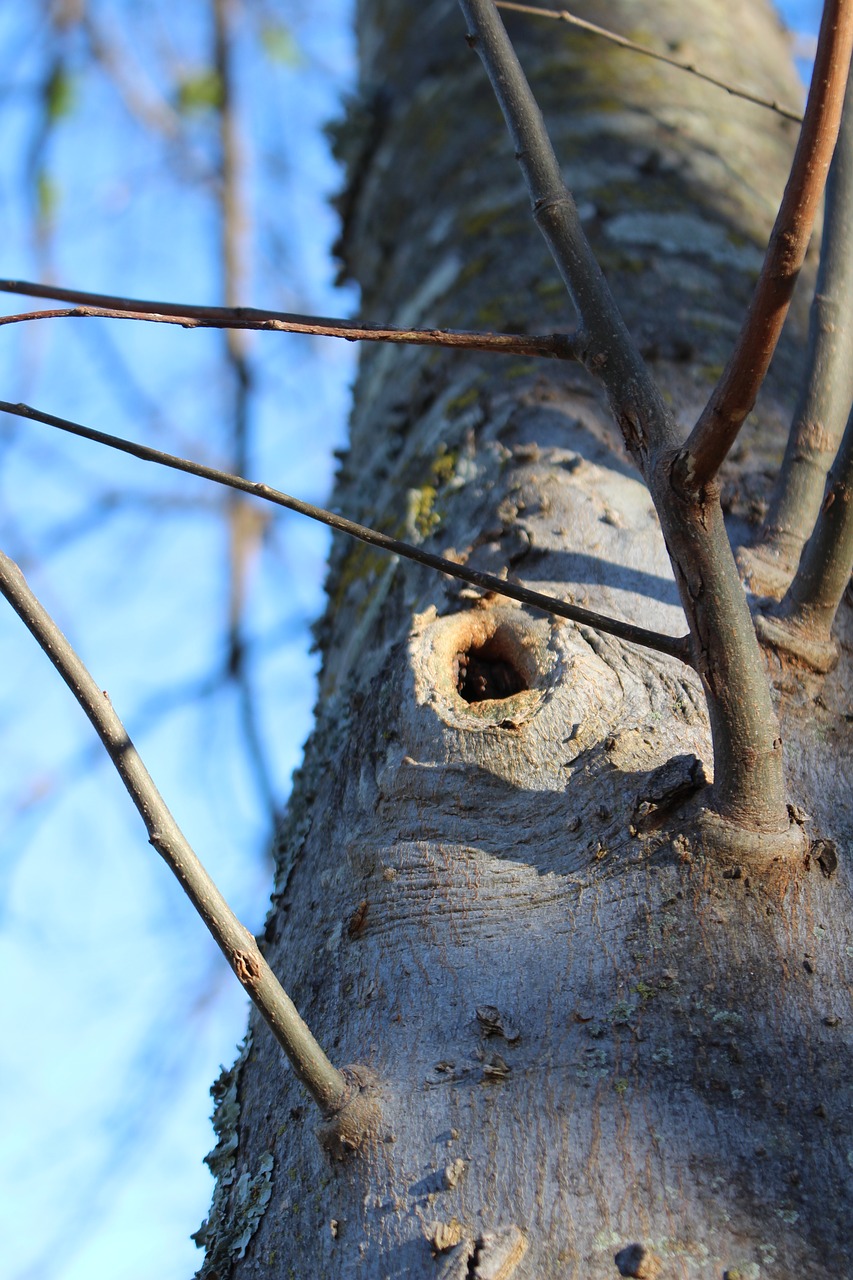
460,0,791,833
495,1,804,123
743,66,853,596
79,9,182,138
683,0,853,489
458,0,678,464
0,280,579,359
755,401,853,671
0,399,692,665
0,546,348,1117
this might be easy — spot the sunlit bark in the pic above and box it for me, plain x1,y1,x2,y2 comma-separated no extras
200,3,853,1276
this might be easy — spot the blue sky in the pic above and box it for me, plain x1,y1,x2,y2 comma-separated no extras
0,4,356,1277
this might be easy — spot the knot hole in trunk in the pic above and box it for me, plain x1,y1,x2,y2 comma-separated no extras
410,605,553,730
455,635,529,702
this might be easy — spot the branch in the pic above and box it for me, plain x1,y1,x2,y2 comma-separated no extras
756,400,853,671
0,546,348,1117
0,400,692,665
80,9,182,138
744,64,853,594
683,0,853,488
494,1,804,123
785,402,853,617
459,0,678,464
460,0,791,833
0,279,579,360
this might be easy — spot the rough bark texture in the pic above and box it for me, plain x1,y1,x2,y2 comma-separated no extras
196,3,853,1277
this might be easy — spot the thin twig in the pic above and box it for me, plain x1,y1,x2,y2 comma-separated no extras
0,400,692,664
0,546,348,1116
494,1,804,123
0,281,579,360
684,0,853,489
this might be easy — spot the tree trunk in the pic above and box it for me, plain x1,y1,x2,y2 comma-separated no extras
196,2,853,1277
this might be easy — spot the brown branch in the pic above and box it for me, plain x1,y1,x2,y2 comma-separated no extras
0,279,579,360
683,0,853,489
744,64,853,594
0,399,692,665
494,2,804,123
460,0,791,832
0,545,348,1116
756,400,853,672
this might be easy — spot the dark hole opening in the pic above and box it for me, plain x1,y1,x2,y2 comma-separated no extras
455,637,529,703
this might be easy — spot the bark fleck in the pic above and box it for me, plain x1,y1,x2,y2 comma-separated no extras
443,1158,467,1190
614,1242,662,1278
475,1005,520,1042
470,1226,527,1279
347,898,369,937
481,1053,510,1080
426,1218,466,1252
811,838,838,878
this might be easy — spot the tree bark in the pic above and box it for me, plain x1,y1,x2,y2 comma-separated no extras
196,3,853,1277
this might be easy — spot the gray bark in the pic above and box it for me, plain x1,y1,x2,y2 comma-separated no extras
196,3,853,1277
